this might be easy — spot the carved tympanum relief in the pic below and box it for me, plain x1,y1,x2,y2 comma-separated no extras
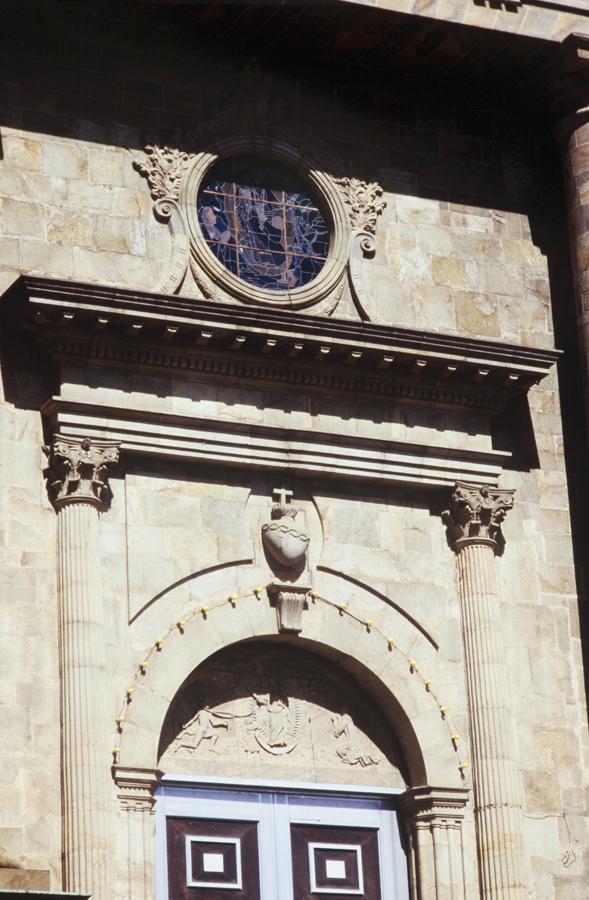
133,77,386,316
159,645,404,787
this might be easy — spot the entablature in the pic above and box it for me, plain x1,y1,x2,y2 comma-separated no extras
2,275,560,490
4,276,560,408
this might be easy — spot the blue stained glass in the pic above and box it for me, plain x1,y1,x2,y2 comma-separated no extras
197,156,329,292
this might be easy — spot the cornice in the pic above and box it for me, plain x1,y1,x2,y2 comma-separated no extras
2,277,560,414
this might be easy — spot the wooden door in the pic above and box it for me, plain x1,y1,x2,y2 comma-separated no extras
290,823,383,899
166,816,261,899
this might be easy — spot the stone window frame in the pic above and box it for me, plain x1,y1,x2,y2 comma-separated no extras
183,137,351,310
134,132,386,317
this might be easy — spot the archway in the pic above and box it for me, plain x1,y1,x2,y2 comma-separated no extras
113,590,470,899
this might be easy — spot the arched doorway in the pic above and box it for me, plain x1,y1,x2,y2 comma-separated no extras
114,591,471,899
156,641,409,899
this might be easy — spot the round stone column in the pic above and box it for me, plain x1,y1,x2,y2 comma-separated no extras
554,34,589,430
44,435,120,900
443,483,527,899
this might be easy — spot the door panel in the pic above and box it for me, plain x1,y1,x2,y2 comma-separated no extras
167,817,261,900
290,824,382,900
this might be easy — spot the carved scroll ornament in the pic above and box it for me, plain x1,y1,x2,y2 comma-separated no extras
133,145,193,203
334,177,386,237
442,481,514,549
133,97,386,315
43,435,120,511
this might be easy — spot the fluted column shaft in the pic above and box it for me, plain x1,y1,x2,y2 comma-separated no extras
400,787,470,900
58,499,112,896
114,768,160,900
455,538,525,899
45,435,120,900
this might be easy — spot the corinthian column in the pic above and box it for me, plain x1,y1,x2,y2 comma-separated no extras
44,435,120,900
443,483,526,899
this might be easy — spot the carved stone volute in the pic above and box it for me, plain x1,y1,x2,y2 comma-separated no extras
43,435,120,511
334,176,386,240
442,481,514,550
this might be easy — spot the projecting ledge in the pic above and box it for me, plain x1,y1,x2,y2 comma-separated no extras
0,894,90,899
43,397,510,489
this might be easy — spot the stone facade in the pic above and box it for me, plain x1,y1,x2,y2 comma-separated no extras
0,3,588,899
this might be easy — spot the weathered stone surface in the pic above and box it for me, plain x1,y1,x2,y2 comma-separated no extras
0,8,586,900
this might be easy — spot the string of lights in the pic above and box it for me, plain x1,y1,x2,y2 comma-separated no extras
112,585,469,778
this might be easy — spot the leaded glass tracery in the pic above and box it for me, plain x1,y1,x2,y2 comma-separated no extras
197,156,329,291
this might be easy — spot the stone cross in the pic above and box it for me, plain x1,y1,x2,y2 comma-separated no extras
272,487,293,512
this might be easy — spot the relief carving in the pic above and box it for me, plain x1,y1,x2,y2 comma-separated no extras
443,481,515,549
334,177,386,236
132,71,386,315
43,435,120,511
249,694,306,755
159,646,404,786
332,713,379,768
262,488,310,571
262,488,311,633
133,145,194,202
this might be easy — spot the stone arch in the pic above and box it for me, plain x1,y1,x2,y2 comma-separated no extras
117,588,462,789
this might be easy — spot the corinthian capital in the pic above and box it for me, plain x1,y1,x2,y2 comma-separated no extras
43,435,120,511
442,482,514,549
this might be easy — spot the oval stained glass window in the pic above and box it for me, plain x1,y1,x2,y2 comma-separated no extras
197,156,330,292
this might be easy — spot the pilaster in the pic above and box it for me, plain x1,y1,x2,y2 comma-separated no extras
399,786,470,900
44,435,120,900
113,767,161,900
443,483,527,899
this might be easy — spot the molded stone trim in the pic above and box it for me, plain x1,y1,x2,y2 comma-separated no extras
3,276,560,394
43,397,511,489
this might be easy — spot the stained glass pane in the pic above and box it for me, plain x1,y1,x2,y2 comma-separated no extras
197,156,329,291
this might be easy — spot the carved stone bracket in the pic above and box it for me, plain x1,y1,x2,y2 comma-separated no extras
43,435,120,511
269,584,310,634
442,481,514,551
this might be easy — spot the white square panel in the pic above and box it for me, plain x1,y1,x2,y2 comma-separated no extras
202,852,225,873
325,859,347,880
185,835,243,889
308,842,364,895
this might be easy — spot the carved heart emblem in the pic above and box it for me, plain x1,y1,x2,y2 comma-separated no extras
262,522,310,568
